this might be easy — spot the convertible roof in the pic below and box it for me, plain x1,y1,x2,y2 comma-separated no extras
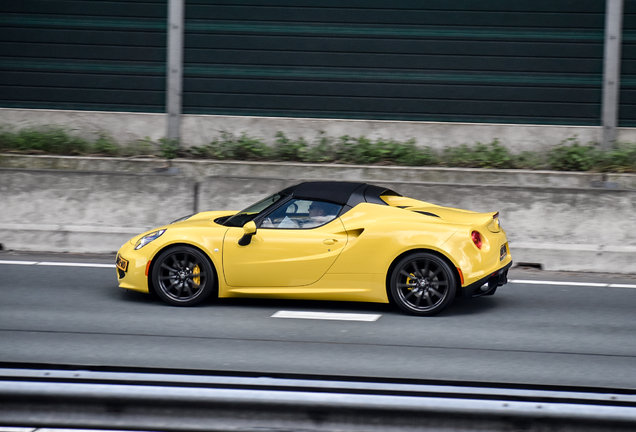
288,182,400,207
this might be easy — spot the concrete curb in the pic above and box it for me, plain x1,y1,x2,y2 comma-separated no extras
3,153,636,189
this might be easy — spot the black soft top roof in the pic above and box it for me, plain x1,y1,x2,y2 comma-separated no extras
286,182,401,207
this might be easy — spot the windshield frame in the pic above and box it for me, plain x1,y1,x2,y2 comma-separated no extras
222,192,290,227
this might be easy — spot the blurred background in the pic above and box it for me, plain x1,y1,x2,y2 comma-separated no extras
1,0,634,149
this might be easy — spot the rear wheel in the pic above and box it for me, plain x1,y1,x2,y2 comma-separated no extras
152,246,215,306
390,252,457,316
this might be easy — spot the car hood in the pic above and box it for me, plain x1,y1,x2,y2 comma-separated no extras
127,210,237,246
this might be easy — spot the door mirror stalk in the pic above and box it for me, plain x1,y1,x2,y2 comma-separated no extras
238,221,257,246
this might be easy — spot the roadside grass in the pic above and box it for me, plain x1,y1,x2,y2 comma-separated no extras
1,125,636,173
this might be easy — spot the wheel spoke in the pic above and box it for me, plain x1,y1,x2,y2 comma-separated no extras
415,292,422,306
399,269,413,279
429,288,444,298
431,281,447,287
404,290,416,300
161,263,176,272
398,283,416,289
175,283,183,297
420,260,430,278
411,262,423,278
159,275,174,281
424,292,433,306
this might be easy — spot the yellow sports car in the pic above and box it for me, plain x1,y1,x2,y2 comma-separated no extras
116,182,512,316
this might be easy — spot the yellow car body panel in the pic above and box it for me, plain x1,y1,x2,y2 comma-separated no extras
116,182,512,314
117,210,235,293
222,217,349,287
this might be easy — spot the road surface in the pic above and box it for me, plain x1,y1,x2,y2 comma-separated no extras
1,251,635,390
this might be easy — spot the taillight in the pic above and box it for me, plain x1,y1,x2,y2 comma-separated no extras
471,231,483,249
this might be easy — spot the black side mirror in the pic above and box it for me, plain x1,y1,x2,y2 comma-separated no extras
238,221,257,246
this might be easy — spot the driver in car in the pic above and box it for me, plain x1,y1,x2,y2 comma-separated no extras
302,201,335,228
261,200,337,228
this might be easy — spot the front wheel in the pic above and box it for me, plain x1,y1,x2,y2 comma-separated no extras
390,252,457,316
152,246,216,306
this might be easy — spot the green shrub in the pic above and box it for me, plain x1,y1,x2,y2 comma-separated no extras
202,132,270,160
273,131,308,161
125,137,156,157
92,133,120,156
599,143,636,173
304,132,336,163
547,138,600,171
2,125,636,173
158,137,180,160
476,140,515,169
0,126,89,155
442,140,516,169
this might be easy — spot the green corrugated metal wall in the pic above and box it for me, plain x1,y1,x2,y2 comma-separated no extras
1,1,635,126
0,0,168,112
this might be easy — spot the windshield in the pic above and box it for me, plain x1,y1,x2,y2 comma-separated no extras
222,192,286,227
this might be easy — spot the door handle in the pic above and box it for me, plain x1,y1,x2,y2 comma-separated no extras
323,239,338,245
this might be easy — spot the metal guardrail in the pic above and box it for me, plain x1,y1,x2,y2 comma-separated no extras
1,368,636,431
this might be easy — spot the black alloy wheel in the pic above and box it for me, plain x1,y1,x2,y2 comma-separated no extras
390,252,457,316
152,246,215,306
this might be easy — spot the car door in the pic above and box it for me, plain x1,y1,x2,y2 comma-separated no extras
222,199,348,288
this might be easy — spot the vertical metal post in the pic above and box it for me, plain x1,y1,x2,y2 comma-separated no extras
601,0,624,149
166,0,184,142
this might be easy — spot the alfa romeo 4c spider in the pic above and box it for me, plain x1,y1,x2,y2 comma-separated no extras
116,182,512,316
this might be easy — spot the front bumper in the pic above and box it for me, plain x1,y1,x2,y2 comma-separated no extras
460,261,512,298
116,242,153,294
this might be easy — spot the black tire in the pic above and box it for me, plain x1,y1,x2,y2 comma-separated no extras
152,246,216,306
389,252,457,316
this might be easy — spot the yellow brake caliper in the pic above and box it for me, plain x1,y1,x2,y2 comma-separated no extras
407,274,415,293
193,265,201,287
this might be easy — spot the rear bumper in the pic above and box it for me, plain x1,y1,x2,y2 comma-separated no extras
460,261,512,298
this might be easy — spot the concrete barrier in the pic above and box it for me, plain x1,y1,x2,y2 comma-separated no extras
0,168,195,253
1,154,635,273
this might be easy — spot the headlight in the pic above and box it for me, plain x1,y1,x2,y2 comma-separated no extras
171,214,194,224
134,229,166,250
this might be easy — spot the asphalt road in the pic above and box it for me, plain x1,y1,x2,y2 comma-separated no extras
1,251,636,391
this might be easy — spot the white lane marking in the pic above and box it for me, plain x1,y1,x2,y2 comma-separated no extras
37,429,141,432
0,260,113,268
608,283,636,289
272,311,381,322
0,427,36,432
511,280,636,289
36,262,114,268
510,279,608,287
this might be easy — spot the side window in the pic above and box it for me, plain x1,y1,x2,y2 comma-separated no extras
260,199,341,229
